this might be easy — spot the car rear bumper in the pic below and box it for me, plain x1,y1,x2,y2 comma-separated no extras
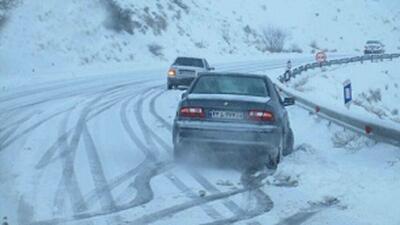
168,77,195,86
364,50,384,54
173,120,282,152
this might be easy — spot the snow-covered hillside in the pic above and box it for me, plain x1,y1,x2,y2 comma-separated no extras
1,0,400,76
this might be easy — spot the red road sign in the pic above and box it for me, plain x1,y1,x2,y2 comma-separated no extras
316,51,327,63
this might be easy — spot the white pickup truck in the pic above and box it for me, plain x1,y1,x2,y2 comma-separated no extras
167,57,214,90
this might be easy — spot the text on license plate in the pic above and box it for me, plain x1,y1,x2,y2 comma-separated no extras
210,111,244,120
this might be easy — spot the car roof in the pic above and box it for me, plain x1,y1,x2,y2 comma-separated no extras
366,40,381,43
176,56,203,60
197,72,269,81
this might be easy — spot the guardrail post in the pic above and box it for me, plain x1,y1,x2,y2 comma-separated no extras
360,57,363,64
365,126,372,134
371,55,373,62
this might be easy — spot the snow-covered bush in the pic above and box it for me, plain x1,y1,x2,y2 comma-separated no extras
0,0,19,30
103,1,168,35
331,130,375,151
148,43,164,57
0,0,18,10
309,40,320,50
103,0,138,34
289,43,303,53
262,26,288,52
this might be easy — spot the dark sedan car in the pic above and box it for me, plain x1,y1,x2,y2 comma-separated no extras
172,72,295,169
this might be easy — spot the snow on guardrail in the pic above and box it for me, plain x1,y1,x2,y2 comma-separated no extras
276,53,400,147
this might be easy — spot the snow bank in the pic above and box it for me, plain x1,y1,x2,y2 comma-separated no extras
284,59,400,129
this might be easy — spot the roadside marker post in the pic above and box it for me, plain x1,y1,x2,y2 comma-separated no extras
343,79,352,109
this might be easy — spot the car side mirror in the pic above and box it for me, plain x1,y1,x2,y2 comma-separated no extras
181,92,188,99
209,67,215,71
283,97,295,106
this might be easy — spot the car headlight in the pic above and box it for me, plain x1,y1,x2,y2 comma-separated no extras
168,68,176,77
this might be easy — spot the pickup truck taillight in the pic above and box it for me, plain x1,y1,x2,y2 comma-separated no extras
179,107,205,118
248,110,274,121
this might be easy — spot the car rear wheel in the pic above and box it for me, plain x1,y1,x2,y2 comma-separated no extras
167,83,173,90
265,146,281,170
283,128,294,156
173,144,185,162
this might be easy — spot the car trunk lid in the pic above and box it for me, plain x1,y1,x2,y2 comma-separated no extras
185,93,273,123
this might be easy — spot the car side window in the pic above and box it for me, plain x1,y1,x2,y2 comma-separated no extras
204,60,209,69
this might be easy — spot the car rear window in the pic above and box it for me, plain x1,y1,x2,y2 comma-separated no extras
174,57,204,68
191,75,269,97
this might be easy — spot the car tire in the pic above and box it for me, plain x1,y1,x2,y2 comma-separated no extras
173,144,185,162
265,138,283,170
265,147,281,170
167,83,173,90
283,128,294,156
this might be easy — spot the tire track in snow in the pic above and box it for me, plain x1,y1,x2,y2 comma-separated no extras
28,84,166,224
124,88,222,219
28,163,172,225
0,110,40,134
75,87,154,209
126,182,266,225
52,84,143,214
0,107,74,151
0,78,155,116
34,79,154,170
81,124,119,213
51,84,137,220
273,211,318,225
53,100,94,216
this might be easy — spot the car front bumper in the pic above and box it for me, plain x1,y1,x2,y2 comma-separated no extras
173,120,282,153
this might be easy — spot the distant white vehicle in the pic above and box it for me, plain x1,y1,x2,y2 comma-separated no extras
167,57,214,90
364,40,385,55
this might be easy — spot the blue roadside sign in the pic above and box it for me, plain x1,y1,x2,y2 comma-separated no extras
343,79,352,108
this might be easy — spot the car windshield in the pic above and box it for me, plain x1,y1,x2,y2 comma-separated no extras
173,57,204,68
191,75,268,97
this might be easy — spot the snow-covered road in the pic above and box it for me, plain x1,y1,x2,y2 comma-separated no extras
1,57,400,225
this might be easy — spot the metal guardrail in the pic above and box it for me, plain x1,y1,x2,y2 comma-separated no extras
276,53,400,147
278,53,400,82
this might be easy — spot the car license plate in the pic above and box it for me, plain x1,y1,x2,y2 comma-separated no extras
210,110,244,120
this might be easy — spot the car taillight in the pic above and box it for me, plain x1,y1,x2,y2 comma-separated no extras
179,107,205,118
248,110,274,121
168,68,176,77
